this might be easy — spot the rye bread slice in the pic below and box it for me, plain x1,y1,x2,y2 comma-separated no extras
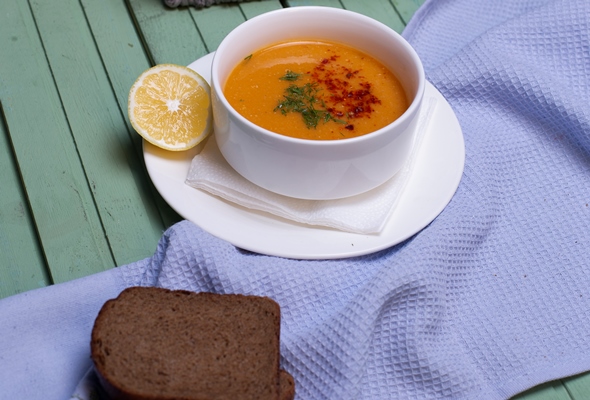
278,369,295,400
91,287,289,400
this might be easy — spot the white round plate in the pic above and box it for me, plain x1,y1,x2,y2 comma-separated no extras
143,52,465,259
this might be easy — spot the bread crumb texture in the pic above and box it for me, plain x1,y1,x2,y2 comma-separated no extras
91,287,285,400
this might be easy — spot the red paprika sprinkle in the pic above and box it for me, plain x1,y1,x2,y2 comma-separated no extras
308,53,382,123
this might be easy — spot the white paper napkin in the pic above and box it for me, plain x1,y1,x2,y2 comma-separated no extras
185,96,436,234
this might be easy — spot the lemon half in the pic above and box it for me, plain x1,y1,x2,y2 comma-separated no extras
128,64,212,151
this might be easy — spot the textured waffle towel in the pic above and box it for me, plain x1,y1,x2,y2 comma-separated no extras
1,1,589,399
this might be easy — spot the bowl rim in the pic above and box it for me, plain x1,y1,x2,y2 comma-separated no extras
211,6,425,147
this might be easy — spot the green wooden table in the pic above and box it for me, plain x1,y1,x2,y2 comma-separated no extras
0,0,588,398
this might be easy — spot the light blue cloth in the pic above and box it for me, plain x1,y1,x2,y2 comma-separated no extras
1,0,589,399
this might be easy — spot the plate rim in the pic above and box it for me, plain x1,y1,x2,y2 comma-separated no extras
142,53,465,259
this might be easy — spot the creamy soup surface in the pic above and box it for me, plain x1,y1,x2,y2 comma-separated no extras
223,40,409,140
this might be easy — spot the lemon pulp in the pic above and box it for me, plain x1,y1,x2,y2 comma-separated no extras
128,64,212,151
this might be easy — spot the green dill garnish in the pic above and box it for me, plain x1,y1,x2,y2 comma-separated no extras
243,54,252,61
279,70,303,81
274,83,345,129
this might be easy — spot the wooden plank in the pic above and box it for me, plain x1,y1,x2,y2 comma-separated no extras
284,0,421,30
341,0,406,33
190,0,309,53
132,1,278,65
390,0,425,25
80,0,181,229
128,0,208,66
0,107,51,299
512,380,572,400
240,0,284,19
285,0,343,7
277,0,406,33
80,0,151,137
29,0,167,267
0,1,114,284
189,5,247,52
563,373,590,399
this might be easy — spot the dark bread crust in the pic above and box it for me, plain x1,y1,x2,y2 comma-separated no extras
279,369,295,400
91,287,291,400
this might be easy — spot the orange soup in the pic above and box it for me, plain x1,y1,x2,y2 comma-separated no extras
223,40,409,140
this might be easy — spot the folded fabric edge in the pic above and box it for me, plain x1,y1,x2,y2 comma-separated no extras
186,180,374,234
485,354,590,399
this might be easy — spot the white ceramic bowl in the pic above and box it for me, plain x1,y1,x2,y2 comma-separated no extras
211,6,425,200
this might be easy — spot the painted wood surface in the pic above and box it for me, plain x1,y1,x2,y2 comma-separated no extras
0,0,587,398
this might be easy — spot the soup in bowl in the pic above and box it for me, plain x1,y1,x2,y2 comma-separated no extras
224,39,409,140
211,6,425,200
